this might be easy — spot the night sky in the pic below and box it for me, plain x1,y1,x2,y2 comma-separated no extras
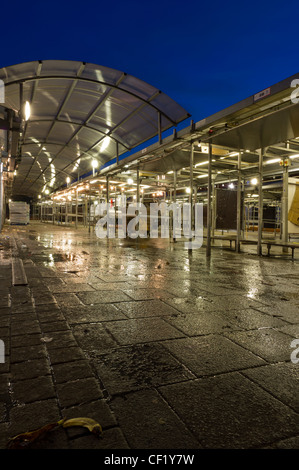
1,0,299,126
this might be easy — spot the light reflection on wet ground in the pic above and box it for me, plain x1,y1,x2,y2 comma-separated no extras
0,222,299,449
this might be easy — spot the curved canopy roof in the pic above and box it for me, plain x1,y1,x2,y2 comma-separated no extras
0,60,190,197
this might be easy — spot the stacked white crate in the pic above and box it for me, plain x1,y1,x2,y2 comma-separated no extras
9,201,30,225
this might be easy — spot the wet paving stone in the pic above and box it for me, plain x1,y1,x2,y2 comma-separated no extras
10,358,52,381
77,290,132,305
10,344,48,363
242,363,299,412
164,311,237,336
11,333,43,348
159,372,299,448
163,335,266,376
47,345,87,365
116,299,180,318
51,360,94,384
104,317,185,345
93,343,195,395
43,331,78,350
122,288,175,301
11,376,56,404
48,283,96,293
252,304,299,324
63,304,126,323
56,377,103,408
111,389,201,449
10,320,41,336
224,328,294,362
72,323,118,354
8,400,61,439
53,293,83,307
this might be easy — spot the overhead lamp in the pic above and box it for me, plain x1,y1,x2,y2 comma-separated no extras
127,178,133,184
24,101,31,121
92,160,98,168
229,183,235,189
66,177,71,184
251,178,258,186
186,187,191,193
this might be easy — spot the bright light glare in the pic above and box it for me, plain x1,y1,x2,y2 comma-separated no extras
24,101,31,121
251,178,258,185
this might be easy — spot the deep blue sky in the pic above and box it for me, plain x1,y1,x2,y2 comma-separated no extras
1,0,299,125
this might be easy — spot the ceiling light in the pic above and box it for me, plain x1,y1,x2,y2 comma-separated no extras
24,101,31,121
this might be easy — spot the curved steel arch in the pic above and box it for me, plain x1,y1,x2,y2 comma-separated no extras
0,60,190,196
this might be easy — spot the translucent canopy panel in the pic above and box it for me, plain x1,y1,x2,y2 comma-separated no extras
0,60,190,197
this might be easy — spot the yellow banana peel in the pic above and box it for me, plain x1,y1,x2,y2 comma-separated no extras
7,417,103,449
60,417,103,436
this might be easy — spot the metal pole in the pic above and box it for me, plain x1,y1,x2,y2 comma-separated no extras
211,174,216,239
75,189,78,229
173,170,177,241
0,159,3,232
137,166,140,203
236,151,242,252
257,148,264,256
106,176,109,238
282,164,289,251
206,143,212,257
189,144,194,251
190,143,194,228
88,186,91,233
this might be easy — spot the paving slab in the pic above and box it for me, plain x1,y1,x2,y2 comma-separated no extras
1,223,299,450
159,372,299,448
110,389,201,449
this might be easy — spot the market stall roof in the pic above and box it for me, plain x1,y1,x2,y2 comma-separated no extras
99,72,299,185
0,60,190,197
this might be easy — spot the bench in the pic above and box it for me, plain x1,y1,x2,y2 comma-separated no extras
202,235,237,250
289,233,299,242
261,241,299,259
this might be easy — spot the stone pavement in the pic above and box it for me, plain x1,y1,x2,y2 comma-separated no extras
0,222,298,449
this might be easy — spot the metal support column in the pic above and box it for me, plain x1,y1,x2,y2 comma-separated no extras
189,144,194,251
106,176,109,237
257,148,264,256
206,143,212,257
0,159,3,232
136,166,140,203
211,174,216,240
236,151,242,252
282,164,289,252
75,189,78,229
173,170,177,241
88,187,91,233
